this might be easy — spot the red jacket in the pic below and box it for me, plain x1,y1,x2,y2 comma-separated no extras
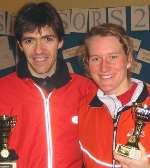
79,80,150,168
0,72,97,168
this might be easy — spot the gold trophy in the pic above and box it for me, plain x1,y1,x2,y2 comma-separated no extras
0,115,18,167
115,103,150,160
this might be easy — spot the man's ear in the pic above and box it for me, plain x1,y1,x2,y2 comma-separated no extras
17,41,23,51
58,39,64,49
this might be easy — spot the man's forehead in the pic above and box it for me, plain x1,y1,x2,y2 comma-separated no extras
22,26,56,37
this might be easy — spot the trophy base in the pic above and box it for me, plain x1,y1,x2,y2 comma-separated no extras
115,144,141,160
0,162,16,168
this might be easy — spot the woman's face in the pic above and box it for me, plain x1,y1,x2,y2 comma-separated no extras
87,35,132,95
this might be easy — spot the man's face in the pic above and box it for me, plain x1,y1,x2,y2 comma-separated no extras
87,35,132,96
19,26,63,77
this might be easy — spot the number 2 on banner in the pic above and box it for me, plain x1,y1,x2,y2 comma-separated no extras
131,6,149,31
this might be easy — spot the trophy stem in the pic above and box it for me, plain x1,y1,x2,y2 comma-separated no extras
127,120,144,148
115,103,150,160
0,115,18,163
0,136,8,149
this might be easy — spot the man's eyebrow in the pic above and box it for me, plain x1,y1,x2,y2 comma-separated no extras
21,37,34,41
21,34,57,41
41,34,57,38
21,37,34,43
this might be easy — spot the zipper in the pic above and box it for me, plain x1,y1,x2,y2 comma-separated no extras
112,111,121,168
34,84,53,168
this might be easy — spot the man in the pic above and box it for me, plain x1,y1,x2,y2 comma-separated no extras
79,23,150,168
0,2,96,168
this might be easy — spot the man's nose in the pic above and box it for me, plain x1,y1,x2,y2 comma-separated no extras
34,41,43,54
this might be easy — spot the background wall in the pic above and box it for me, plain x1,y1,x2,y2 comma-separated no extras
0,0,150,13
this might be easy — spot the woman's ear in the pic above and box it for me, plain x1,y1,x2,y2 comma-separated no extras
127,54,133,69
127,62,131,69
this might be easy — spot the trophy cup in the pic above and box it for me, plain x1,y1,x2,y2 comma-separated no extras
0,115,18,168
115,103,150,160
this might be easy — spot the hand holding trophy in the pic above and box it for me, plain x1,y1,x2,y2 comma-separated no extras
0,115,18,168
115,103,150,160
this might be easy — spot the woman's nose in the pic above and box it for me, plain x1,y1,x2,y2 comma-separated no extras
100,59,109,72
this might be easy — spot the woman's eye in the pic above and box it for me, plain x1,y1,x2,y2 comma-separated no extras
111,55,117,59
93,57,99,61
90,57,101,63
107,55,119,63
91,57,98,61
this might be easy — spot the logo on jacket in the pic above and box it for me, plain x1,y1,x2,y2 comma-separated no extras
72,116,78,124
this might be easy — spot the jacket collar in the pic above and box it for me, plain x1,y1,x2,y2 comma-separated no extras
89,95,103,107
89,82,149,108
16,51,71,90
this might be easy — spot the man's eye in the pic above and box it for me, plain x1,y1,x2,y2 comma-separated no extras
45,37,54,42
23,39,33,44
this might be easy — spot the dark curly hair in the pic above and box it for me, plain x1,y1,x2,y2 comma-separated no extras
14,2,64,42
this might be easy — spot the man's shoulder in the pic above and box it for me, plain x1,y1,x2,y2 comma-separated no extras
0,72,17,80
70,73,92,83
70,73,97,87
68,73,97,93
0,72,20,87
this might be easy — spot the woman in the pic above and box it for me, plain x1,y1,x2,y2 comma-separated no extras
79,23,150,168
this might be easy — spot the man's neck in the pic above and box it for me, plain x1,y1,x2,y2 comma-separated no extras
28,63,56,79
